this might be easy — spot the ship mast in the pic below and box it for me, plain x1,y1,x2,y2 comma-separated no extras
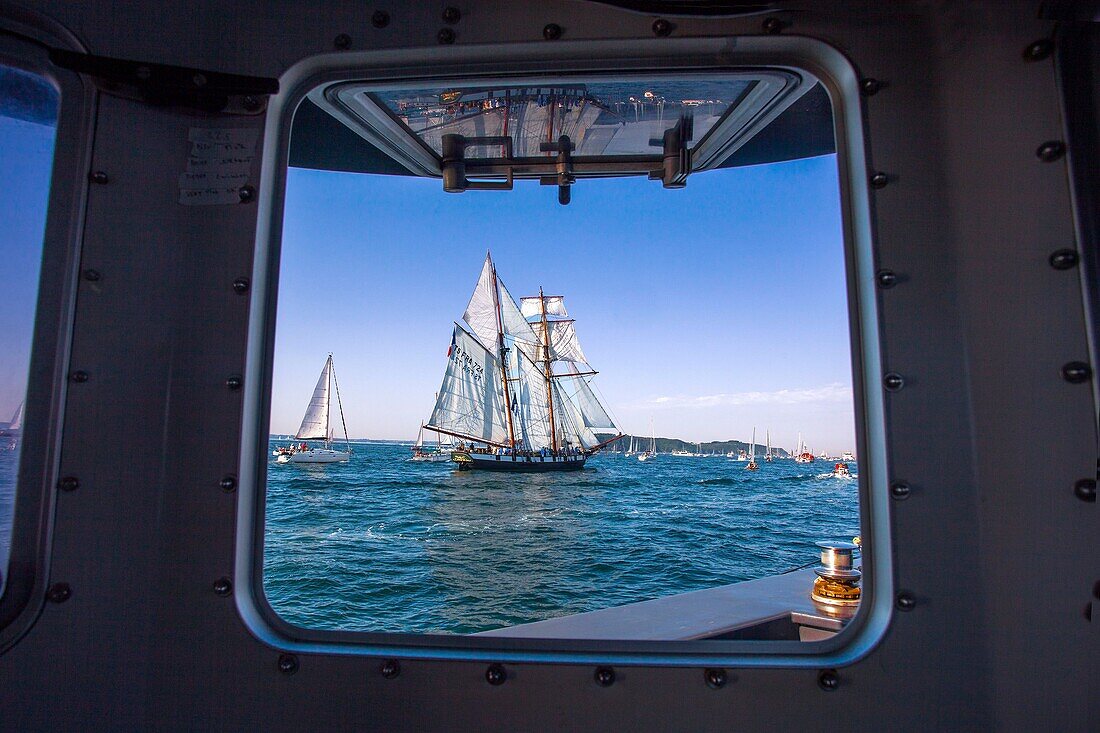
539,287,559,453
491,259,518,448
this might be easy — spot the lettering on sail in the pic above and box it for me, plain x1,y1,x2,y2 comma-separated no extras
451,344,484,383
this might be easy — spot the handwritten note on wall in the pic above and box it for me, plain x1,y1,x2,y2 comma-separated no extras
178,128,259,206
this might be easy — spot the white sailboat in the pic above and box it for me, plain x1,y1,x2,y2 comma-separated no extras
410,423,452,462
746,427,759,471
637,418,656,462
276,354,351,464
764,429,774,462
1,400,21,450
625,435,636,457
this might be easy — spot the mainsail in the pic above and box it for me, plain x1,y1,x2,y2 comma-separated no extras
426,325,510,446
295,359,331,440
427,252,621,453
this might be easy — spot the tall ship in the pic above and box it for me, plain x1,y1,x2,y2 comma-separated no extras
425,253,622,471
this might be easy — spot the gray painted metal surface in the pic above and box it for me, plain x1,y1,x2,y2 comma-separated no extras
0,1,1095,730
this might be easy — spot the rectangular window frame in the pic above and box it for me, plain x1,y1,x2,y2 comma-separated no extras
238,36,893,667
0,22,96,650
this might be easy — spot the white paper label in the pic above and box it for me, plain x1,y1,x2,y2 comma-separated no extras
179,128,259,206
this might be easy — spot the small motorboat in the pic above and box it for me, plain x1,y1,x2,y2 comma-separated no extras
833,462,852,478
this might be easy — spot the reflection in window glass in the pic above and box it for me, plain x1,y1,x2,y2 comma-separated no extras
0,65,58,590
264,85,859,640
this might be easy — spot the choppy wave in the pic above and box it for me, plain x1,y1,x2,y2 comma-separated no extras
263,442,859,634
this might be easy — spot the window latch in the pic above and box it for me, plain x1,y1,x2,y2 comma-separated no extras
441,134,514,193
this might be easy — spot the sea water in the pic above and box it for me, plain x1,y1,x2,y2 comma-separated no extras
263,440,859,634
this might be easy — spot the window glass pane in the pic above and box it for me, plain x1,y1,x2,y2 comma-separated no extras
0,64,59,592
372,79,754,157
263,81,861,641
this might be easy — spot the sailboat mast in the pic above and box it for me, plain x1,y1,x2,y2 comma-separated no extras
325,354,332,449
539,288,559,452
491,259,517,447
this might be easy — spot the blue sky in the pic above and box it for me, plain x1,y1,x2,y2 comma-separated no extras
0,115,53,427
272,155,856,454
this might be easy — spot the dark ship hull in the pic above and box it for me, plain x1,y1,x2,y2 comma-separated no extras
452,451,586,472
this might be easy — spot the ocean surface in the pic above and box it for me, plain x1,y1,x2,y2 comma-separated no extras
263,440,859,634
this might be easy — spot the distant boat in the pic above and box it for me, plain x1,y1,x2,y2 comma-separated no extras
425,252,621,471
746,427,759,471
832,462,852,478
794,432,815,464
764,429,774,462
637,418,656,462
1,401,21,451
671,447,692,457
275,354,352,464
625,435,636,457
410,423,452,462
842,451,855,461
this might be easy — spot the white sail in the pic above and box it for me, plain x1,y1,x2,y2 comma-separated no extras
514,347,554,450
427,325,510,446
520,295,568,319
295,360,331,440
531,319,588,364
462,253,540,358
552,384,599,449
8,401,23,431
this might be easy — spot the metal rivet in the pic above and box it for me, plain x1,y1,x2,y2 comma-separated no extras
1023,39,1053,61
486,663,506,685
704,668,727,689
380,659,401,679
371,10,390,28
883,372,905,391
438,27,455,44
333,33,351,50
83,269,102,282
543,23,563,41
876,270,898,289
58,476,79,492
1062,361,1091,384
242,96,261,112
90,171,109,185
896,592,916,611
652,18,672,37
70,370,89,383
442,6,461,24
870,172,889,189
238,185,255,203
278,654,299,675
1036,141,1065,162
860,78,881,96
762,16,783,34
232,277,250,294
47,583,72,603
890,481,911,500
594,666,615,687
191,73,207,88
220,475,237,492
213,577,232,596
1049,249,1079,270
1074,478,1096,503
818,670,838,691
226,375,243,390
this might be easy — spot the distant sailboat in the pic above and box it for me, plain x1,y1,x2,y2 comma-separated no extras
638,418,656,462
276,354,351,464
410,423,451,462
2,401,21,450
425,252,622,471
764,429,774,462
794,432,815,463
746,427,759,471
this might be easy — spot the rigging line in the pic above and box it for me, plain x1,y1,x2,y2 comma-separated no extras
329,356,352,453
